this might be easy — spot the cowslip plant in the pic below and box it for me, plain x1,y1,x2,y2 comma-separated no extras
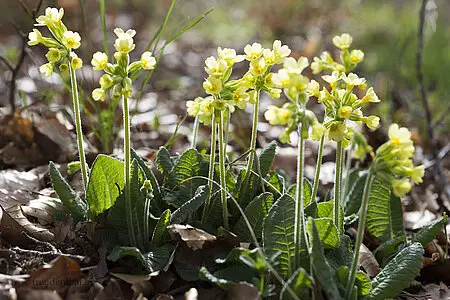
28,7,89,190
90,28,156,246
309,33,381,227
344,123,425,298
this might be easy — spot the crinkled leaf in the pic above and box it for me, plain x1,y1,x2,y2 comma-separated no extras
107,160,150,249
49,162,87,223
266,171,284,200
287,179,312,206
234,192,274,241
337,266,372,296
164,148,208,207
374,236,407,267
170,185,206,224
156,147,174,180
367,177,404,242
309,218,341,299
263,194,295,279
307,218,339,249
86,155,124,218
317,199,344,236
152,209,171,247
412,214,447,247
370,243,424,300
344,173,367,217
326,235,353,271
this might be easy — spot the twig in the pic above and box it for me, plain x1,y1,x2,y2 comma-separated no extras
416,0,450,213
431,102,450,130
1,0,43,114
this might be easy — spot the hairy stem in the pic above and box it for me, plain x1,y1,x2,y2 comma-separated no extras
334,141,344,226
218,110,229,229
345,171,374,299
191,115,199,149
123,96,136,247
294,123,307,269
342,145,354,204
311,135,325,203
240,89,261,199
201,111,216,223
68,62,89,191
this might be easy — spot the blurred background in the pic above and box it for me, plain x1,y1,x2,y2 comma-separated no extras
0,0,449,215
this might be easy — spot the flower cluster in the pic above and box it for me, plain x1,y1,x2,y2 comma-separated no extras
91,28,156,101
374,124,424,197
263,56,325,143
187,40,291,125
307,33,381,147
28,7,83,77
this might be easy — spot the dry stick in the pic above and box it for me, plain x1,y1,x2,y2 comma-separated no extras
0,0,43,114
416,0,450,212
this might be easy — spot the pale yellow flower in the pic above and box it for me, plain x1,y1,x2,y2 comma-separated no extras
391,178,412,197
203,76,222,95
332,33,353,50
92,88,106,101
204,56,228,77
28,29,42,46
36,7,64,26
39,63,54,77
62,31,81,49
140,51,156,70
114,28,136,53
91,52,109,70
244,42,264,61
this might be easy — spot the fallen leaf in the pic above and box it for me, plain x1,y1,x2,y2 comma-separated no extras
0,189,54,244
18,290,63,300
0,170,40,191
359,243,380,277
167,224,216,251
22,256,82,295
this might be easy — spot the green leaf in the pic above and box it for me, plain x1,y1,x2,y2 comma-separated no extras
236,142,277,209
170,185,207,224
309,218,341,299
107,245,170,273
259,141,277,177
370,243,424,300
412,214,447,246
164,148,208,207
280,267,312,300
266,171,284,199
107,160,149,249
156,147,174,179
234,192,274,241
262,194,295,279
337,266,372,296
366,177,404,242
287,179,312,206
86,154,124,218
326,235,353,271
152,209,171,247
306,218,339,249
374,236,407,266
49,162,87,223
131,149,164,213
317,199,344,236
344,173,367,217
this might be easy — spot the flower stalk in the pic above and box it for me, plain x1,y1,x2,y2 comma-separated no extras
218,110,229,229
68,61,89,190
311,135,325,203
201,111,217,223
334,141,344,225
191,115,200,148
294,121,307,269
123,95,137,247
